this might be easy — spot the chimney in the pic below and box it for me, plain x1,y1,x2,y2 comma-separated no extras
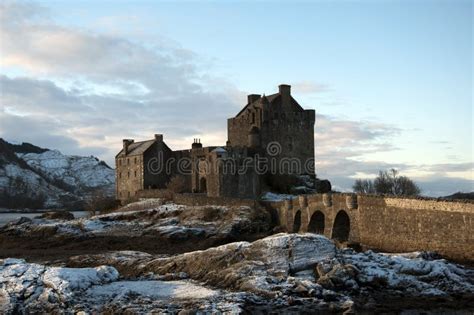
122,139,134,154
154,134,163,142
279,84,291,106
247,94,261,104
192,138,203,149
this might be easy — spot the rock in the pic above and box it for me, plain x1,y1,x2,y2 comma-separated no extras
38,211,74,220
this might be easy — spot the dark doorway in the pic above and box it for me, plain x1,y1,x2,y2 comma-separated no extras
200,177,207,193
293,210,301,233
308,211,325,234
331,210,350,242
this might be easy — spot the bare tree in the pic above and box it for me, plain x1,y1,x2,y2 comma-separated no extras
352,179,375,194
353,168,421,196
374,169,397,194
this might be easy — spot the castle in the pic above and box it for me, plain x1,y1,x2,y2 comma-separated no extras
115,84,316,203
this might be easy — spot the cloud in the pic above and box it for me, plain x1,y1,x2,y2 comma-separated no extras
0,0,244,159
0,1,240,99
313,114,473,196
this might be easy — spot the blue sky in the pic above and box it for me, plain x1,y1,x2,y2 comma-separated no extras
0,0,472,195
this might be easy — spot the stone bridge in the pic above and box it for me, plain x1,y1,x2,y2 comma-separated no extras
268,193,474,262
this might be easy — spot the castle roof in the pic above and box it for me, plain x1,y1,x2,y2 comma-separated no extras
116,139,155,157
235,91,303,118
236,93,279,117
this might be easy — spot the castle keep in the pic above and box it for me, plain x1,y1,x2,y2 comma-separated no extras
115,84,316,203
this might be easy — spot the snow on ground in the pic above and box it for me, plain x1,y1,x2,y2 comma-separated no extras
260,192,296,201
43,265,119,297
89,280,218,300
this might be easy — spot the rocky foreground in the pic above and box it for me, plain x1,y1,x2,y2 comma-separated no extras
0,199,270,261
1,200,474,313
1,233,474,314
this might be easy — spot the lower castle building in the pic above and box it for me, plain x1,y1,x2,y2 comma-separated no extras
116,84,316,203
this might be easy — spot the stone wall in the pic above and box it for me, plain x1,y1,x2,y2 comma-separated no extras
173,193,256,208
136,189,257,208
116,154,145,201
271,193,474,262
136,189,171,199
356,196,474,262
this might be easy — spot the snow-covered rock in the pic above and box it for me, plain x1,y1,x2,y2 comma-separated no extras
0,258,238,314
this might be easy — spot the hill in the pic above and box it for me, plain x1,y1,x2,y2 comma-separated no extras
0,138,114,209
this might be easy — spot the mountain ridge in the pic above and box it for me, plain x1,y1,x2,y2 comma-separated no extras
0,138,115,210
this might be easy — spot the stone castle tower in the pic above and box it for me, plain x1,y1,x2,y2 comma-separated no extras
227,84,315,174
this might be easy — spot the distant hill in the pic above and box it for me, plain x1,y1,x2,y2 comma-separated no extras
0,138,114,210
442,192,474,201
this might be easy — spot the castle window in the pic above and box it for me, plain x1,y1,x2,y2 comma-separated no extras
127,158,130,165
128,171,130,178
288,143,293,151
134,170,137,177
134,157,137,164
119,172,122,179
251,112,255,124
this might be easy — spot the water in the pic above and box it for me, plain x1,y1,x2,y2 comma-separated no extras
0,211,89,227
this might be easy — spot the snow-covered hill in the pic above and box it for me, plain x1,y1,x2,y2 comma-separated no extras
0,139,114,209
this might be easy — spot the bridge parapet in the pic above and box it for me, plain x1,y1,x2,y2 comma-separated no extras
264,193,474,262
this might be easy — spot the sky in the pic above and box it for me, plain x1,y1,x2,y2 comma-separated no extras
0,0,472,196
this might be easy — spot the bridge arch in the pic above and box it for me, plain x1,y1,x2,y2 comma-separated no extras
331,210,350,241
293,210,302,233
308,211,325,234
